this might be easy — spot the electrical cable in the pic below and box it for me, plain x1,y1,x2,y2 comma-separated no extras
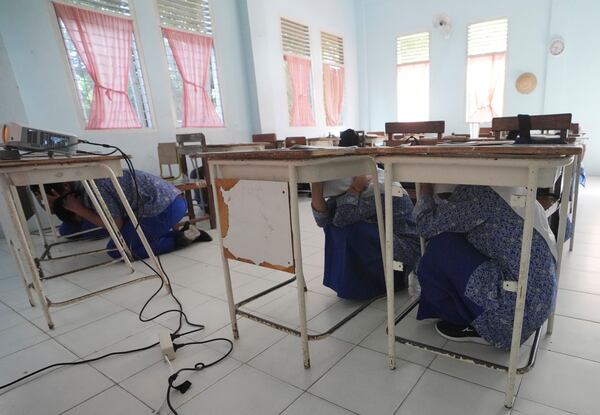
166,338,234,415
0,139,233,411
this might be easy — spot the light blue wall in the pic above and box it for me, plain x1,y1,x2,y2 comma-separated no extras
244,0,362,138
0,0,256,173
544,0,600,174
357,0,552,135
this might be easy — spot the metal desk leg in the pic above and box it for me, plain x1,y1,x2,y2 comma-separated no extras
100,164,171,292
0,176,54,329
209,163,239,339
384,162,396,369
39,184,59,241
81,180,134,271
7,240,36,307
87,180,134,262
569,155,581,252
369,159,387,278
504,167,539,408
547,160,574,334
289,165,311,368
28,189,49,254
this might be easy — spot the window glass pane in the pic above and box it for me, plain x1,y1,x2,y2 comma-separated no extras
163,37,223,127
396,32,429,121
465,19,508,122
58,16,152,128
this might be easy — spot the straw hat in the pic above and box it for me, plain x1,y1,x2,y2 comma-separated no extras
516,72,537,94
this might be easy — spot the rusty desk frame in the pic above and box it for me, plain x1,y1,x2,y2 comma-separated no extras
206,149,384,368
0,155,171,329
372,144,582,408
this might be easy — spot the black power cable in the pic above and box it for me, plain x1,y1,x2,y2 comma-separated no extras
0,140,233,415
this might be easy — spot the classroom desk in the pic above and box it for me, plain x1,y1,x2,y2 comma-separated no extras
0,155,170,329
371,144,582,408
206,148,384,368
177,142,267,228
275,137,341,148
364,135,385,147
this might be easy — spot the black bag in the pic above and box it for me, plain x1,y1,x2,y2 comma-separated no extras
508,114,565,145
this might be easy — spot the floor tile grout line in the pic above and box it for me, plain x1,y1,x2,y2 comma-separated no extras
172,360,251,411
553,311,600,325
557,286,600,297
277,390,361,415
55,363,120,415
391,359,430,415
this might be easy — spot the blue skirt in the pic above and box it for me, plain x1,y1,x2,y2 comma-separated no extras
416,232,485,325
323,221,404,300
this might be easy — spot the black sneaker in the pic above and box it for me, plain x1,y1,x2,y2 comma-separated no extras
194,230,213,242
435,321,489,345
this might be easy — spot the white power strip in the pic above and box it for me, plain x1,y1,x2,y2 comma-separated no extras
159,329,176,361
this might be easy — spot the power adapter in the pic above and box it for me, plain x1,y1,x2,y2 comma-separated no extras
159,329,176,361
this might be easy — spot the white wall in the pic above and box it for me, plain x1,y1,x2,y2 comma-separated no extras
544,0,600,174
244,0,362,138
357,0,552,135
0,33,28,125
0,0,256,173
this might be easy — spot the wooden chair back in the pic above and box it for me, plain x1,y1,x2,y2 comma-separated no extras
479,127,493,137
157,142,180,179
570,123,580,135
176,132,207,150
491,113,572,140
285,136,307,147
385,121,445,142
252,133,278,149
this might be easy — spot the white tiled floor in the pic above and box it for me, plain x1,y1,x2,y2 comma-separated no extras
1,178,600,414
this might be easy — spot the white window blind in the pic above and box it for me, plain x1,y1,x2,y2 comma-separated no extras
321,32,344,66
467,18,508,56
397,32,429,65
58,0,130,16
281,18,310,58
157,0,212,35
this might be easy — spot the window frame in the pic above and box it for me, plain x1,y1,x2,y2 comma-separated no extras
155,0,226,130
395,30,431,122
280,16,315,127
50,0,156,131
320,30,345,127
464,17,509,124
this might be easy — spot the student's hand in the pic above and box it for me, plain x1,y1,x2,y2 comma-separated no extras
349,175,371,194
62,193,84,214
419,183,434,196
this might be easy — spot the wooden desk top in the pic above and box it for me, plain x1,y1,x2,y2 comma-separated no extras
0,154,124,169
205,144,583,162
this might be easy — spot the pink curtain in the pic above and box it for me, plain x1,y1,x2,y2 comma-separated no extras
163,28,223,128
396,62,429,121
54,3,141,129
465,52,506,123
284,55,315,126
323,64,344,126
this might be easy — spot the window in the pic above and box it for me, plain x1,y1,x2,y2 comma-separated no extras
396,32,430,121
465,18,508,123
54,1,152,129
158,0,223,127
281,18,315,127
321,32,344,126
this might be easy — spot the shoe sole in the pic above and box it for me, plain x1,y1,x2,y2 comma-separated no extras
435,324,490,345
